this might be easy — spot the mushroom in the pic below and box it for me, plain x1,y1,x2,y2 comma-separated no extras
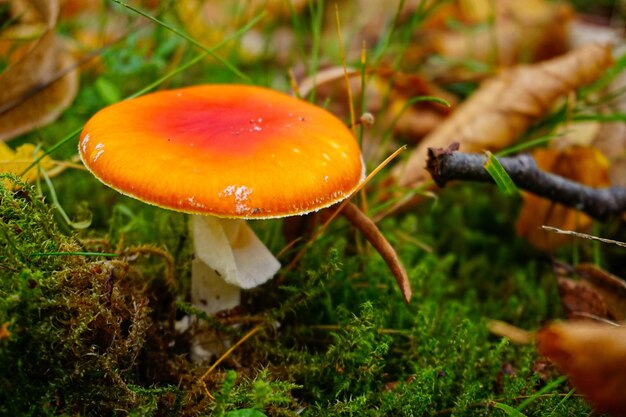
78,84,365,356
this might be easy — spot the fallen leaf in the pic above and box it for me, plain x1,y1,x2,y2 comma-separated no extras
576,263,626,322
557,277,610,321
428,0,573,71
537,321,626,416
0,0,78,142
393,43,613,189
0,142,55,188
515,146,610,251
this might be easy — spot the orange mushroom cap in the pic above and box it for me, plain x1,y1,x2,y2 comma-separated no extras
79,85,364,219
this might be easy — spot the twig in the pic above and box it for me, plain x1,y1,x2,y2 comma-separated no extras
427,143,626,220
542,226,626,248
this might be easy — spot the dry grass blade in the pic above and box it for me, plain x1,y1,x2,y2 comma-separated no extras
197,324,261,399
334,3,356,135
541,226,626,249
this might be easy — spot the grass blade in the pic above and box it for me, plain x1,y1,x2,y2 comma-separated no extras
492,402,527,416
483,150,518,195
111,0,251,82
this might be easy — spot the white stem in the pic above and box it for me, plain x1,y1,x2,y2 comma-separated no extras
191,258,241,315
189,215,280,359
192,215,281,290
190,258,240,359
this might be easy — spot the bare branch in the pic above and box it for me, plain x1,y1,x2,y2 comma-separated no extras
427,143,626,220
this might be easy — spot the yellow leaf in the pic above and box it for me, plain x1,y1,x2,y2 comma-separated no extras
0,142,53,187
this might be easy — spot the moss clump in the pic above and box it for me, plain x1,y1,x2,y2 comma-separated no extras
0,176,180,415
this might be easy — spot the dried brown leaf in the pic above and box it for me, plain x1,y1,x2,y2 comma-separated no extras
394,43,613,188
0,40,78,141
429,0,572,70
0,0,78,141
537,321,626,416
0,30,58,104
577,263,626,322
340,202,412,303
557,277,610,321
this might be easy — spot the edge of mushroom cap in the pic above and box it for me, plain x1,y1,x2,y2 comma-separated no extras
78,85,366,219
78,150,365,219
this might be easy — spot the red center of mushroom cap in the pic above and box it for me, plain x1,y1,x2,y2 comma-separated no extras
79,84,365,218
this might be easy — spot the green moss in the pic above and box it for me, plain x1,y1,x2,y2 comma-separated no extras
0,177,180,415
0,170,594,416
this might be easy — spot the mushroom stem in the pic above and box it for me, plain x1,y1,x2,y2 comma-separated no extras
190,258,241,358
189,215,280,359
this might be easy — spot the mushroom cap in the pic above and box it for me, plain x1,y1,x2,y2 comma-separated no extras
79,85,365,219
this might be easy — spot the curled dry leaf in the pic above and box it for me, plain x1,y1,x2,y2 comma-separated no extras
0,0,78,142
537,321,626,417
515,146,611,251
393,43,614,189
